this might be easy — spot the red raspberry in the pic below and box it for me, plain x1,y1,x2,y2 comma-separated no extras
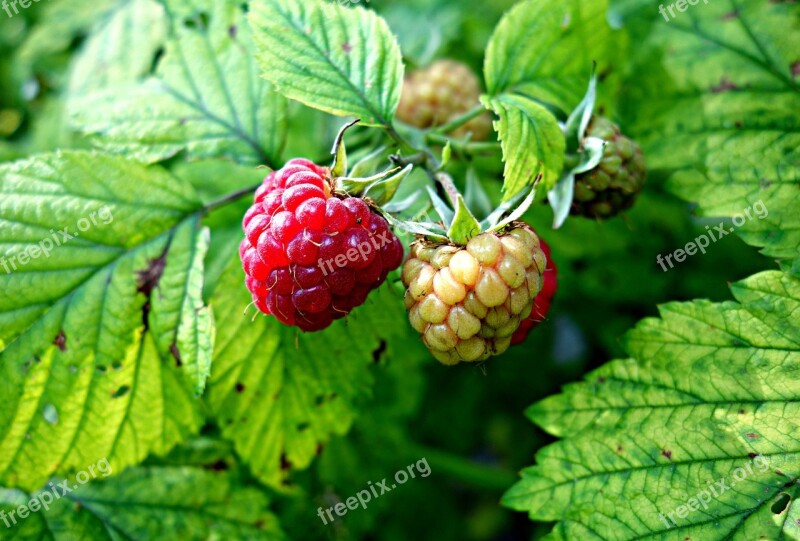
511,237,557,345
240,158,404,332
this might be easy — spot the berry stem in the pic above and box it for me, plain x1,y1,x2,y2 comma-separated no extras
390,152,452,204
426,134,501,156
430,104,488,135
203,183,262,214
435,172,461,207
385,124,444,177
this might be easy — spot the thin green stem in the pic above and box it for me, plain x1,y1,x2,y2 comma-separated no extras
426,133,502,156
384,124,415,154
431,104,488,135
407,444,517,492
203,183,261,214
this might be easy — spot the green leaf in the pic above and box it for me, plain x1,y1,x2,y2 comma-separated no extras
70,1,287,166
250,0,404,127
206,259,419,489
148,223,215,394
504,270,800,539
14,0,121,82
484,0,618,113
482,94,565,198
622,0,800,265
0,152,208,491
66,0,168,98
314,323,428,538
0,463,286,540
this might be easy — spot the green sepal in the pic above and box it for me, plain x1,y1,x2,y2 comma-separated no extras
382,211,449,242
337,165,409,202
564,71,597,153
487,179,540,234
349,145,391,179
464,168,493,219
363,164,413,206
547,73,604,228
425,185,455,225
448,195,482,245
574,136,606,175
548,133,606,228
480,182,533,231
330,119,360,178
382,191,422,214
548,172,575,229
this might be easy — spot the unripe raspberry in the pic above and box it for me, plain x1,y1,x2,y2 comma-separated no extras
511,237,558,345
240,159,404,332
572,117,646,219
396,59,493,140
402,224,546,365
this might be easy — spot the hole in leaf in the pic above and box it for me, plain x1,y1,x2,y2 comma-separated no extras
42,403,58,425
772,493,791,514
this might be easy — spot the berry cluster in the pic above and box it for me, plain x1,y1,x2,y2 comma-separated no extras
572,117,646,219
240,159,404,332
511,238,557,345
396,59,493,140
401,226,546,365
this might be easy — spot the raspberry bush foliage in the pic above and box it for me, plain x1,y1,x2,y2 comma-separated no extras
0,0,797,540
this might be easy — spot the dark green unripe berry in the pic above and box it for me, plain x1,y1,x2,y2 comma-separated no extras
572,117,646,219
